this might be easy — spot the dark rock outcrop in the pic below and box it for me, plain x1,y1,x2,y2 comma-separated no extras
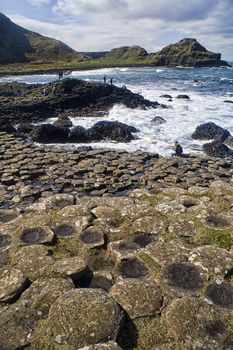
150,38,230,67
86,121,138,142
192,122,230,141
0,118,16,133
151,116,166,125
203,140,232,157
53,115,73,128
0,79,164,124
68,125,87,143
29,124,69,143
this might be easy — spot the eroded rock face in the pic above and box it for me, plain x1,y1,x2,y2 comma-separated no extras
48,289,123,348
110,279,163,318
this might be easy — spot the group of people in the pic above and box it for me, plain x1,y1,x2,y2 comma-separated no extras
103,75,113,85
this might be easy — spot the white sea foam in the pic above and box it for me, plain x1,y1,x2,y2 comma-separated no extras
2,67,233,156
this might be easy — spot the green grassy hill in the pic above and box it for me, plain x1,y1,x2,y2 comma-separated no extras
0,13,87,64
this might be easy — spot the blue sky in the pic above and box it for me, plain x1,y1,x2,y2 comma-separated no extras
1,0,233,60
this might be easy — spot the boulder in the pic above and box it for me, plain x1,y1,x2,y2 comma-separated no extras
203,141,232,157
0,118,16,133
48,289,123,348
176,95,190,99
54,115,73,128
68,125,88,142
160,94,172,99
151,116,166,125
85,121,138,142
17,123,34,134
29,123,69,143
192,122,230,141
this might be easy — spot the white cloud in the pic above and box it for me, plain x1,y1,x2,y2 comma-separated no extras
27,0,51,7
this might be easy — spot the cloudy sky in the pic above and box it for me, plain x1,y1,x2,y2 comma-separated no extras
1,0,233,60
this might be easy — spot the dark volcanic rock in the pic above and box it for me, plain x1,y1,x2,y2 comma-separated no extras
151,116,166,125
176,95,190,100
203,141,232,157
29,123,69,143
192,122,230,141
17,122,34,134
86,121,138,142
54,115,73,128
0,118,16,133
0,79,164,124
68,125,87,142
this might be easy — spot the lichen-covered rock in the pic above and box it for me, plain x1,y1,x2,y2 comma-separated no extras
20,278,74,317
159,262,204,297
116,258,149,279
205,283,233,310
13,245,54,281
188,245,233,280
89,271,113,292
78,342,123,349
0,266,29,302
109,279,163,318
163,297,231,350
79,226,105,248
48,289,123,348
52,256,89,284
20,226,55,245
168,218,197,237
131,216,166,234
146,240,192,267
107,240,140,262
0,209,19,223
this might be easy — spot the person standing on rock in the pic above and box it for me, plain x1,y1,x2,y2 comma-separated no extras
172,140,183,157
110,78,113,85
103,75,106,83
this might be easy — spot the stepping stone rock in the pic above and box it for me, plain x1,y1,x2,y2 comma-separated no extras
53,223,76,237
20,226,55,245
163,297,230,350
20,277,74,317
42,194,75,210
109,279,163,318
188,246,233,280
13,245,54,281
48,289,123,348
0,209,19,223
79,226,105,248
146,240,192,267
78,341,122,349
203,213,231,230
131,216,166,234
0,267,29,303
159,262,204,296
107,240,140,262
116,258,149,279
205,283,233,310
0,234,11,249
168,218,197,237
131,234,160,248
89,271,113,292
52,257,89,284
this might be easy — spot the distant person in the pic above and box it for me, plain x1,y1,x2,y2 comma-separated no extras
172,140,183,157
110,78,113,85
103,75,106,83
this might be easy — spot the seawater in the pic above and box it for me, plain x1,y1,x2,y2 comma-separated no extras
1,66,233,156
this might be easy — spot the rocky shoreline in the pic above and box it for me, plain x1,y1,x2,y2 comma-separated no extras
0,131,233,350
1,77,233,350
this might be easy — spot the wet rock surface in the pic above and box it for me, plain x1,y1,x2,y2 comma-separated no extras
0,132,233,349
